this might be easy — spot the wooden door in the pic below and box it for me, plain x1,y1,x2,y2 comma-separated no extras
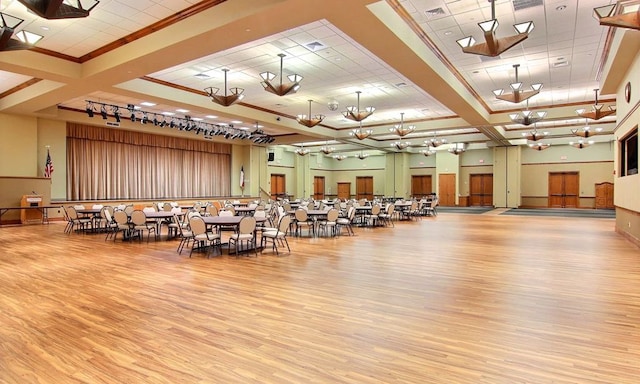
595,182,614,209
438,174,456,206
469,174,493,207
270,174,286,200
313,176,325,200
356,176,374,201
337,182,351,200
548,172,579,208
411,175,432,198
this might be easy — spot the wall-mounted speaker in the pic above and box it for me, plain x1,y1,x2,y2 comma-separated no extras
268,152,275,162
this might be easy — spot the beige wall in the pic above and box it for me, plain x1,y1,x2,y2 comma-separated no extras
0,113,39,176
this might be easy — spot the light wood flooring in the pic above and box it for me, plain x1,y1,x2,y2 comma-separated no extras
0,212,639,383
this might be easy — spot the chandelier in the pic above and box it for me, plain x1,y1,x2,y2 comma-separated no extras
509,100,546,126
343,91,375,122
320,141,335,155
350,122,373,140
448,143,466,155
456,0,534,57
529,142,550,151
570,140,594,149
0,12,43,51
333,154,347,161
355,151,369,160
204,69,245,107
593,1,640,31
493,64,543,104
571,124,603,138
421,148,436,156
522,127,548,141
391,141,410,151
18,0,100,19
389,113,415,137
296,100,325,128
260,54,302,96
576,89,615,120
295,146,310,156
425,132,447,147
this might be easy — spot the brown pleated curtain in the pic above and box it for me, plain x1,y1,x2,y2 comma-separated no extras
67,123,231,200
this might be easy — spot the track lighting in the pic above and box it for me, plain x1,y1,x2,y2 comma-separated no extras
82,99,275,143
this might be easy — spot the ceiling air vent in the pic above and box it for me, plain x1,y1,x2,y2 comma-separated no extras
305,41,324,51
513,0,543,12
425,7,446,19
552,60,570,68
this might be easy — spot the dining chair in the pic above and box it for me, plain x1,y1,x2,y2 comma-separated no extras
318,208,339,237
261,214,291,256
130,210,157,243
228,216,257,257
189,215,221,258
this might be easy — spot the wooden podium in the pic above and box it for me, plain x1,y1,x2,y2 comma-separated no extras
21,195,43,224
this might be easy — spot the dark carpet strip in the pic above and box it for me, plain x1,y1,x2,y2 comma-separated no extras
500,208,615,219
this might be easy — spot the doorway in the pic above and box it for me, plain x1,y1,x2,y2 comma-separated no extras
548,172,579,208
356,176,374,200
438,174,456,206
411,175,432,198
313,176,325,200
469,174,493,207
270,174,286,200
337,182,351,200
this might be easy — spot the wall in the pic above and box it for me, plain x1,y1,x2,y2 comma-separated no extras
613,48,640,245
0,113,38,176
459,148,494,197
520,142,615,207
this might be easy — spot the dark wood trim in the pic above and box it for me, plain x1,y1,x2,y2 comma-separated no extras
0,78,43,99
522,160,614,166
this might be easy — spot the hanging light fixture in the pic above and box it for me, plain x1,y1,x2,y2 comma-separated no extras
0,12,43,51
333,154,347,161
350,122,373,140
570,140,595,149
296,100,325,128
425,132,447,147
421,148,436,156
448,143,466,155
355,151,369,160
18,0,99,19
343,91,375,122
260,54,302,96
572,118,603,138
204,69,245,107
320,141,335,155
509,100,546,126
593,1,640,31
493,64,543,103
522,123,548,141
389,112,415,137
576,89,615,120
391,141,410,151
295,146,310,156
529,142,550,151
456,0,534,57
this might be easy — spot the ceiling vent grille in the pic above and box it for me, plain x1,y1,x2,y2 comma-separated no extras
513,0,543,12
305,41,324,51
425,7,446,18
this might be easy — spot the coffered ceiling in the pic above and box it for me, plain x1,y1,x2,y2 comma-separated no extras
0,0,631,156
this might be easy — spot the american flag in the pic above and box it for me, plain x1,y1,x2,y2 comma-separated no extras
240,166,245,189
44,149,54,178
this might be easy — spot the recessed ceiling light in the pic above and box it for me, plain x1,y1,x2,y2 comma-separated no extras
239,127,250,130
176,109,189,113
205,115,217,119
230,120,243,124
140,102,156,106
556,5,566,11
162,112,175,116
41,26,49,31
194,73,210,79
444,31,452,36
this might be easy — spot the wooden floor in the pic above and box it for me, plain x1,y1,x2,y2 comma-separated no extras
1,213,639,383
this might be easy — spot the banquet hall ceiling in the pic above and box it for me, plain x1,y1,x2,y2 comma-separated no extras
0,0,631,154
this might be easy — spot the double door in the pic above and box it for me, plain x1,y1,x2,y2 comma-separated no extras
548,172,579,208
469,174,493,207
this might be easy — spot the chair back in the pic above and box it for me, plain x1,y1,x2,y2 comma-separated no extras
189,216,206,236
238,216,257,234
114,210,129,225
92,204,103,210
386,203,395,215
294,208,308,222
130,210,147,226
124,205,134,215
326,208,339,222
278,215,291,233
143,206,157,213
219,210,233,217
67,205,79,220
253,210,266,218
103,208,113,223
371,204,381,215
